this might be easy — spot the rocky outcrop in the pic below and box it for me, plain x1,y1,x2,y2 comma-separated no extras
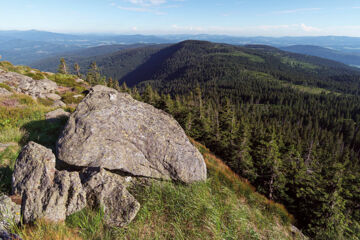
45,109,70,120
0,195,21,231
81,168,140,227
11,142,139,226
57,85,207,183
12,142,86,223
0,71,57,98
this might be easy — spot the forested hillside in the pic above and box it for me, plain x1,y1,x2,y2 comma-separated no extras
85,41,360,239
281,45,360,67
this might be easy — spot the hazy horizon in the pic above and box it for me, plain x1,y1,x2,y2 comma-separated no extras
1,0,360,37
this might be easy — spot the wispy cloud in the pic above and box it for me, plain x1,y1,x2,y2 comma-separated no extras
273,8,321,14
126,0,166,7
111,0,181,15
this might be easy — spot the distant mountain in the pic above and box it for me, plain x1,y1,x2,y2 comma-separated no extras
31,44,168,77
34,40,360,95
3,30,360,65
281,45,360,67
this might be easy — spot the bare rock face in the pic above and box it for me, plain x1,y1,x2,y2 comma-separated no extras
45,109,70,120
12,142,86,223
0,71,57,98
0,195,21,231
81,168,140,227
57,85,207,183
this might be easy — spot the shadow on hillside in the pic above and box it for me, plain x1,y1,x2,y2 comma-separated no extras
0,166,12,195
20,117,68,151
121,44,182,87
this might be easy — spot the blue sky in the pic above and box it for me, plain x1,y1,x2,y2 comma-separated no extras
1,0,360,36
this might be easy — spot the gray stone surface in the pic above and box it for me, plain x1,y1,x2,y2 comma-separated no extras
57,85,207,183
52,100,66,108
45,108,70,120
45,93,61,101
0,88,12,97
0,195,21,231
21,171,86,223
12,142,56,197
12,142,86,223
0,71,57,98
81,168,140,227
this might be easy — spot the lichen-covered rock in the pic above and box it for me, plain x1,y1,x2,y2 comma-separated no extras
21,171,86,223
45,108,70,120
57,85,207,183
12,142,86,223
52,100,66,108
0,71,57,98
0,195,21,231
81,168,140,227
12,142,56,197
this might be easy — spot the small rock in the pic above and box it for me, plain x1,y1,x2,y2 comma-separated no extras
12,142,86,224
0,195,21,231
0,88,12,97
45,109,70,120
12,142,56,197
22,171,86,223
75,78,84,83
81,168,140,227
52,100,66,108
45,93,61,101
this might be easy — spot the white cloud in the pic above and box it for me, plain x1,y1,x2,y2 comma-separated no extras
300,23,320,32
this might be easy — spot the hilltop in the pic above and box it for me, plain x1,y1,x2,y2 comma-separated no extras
0,62,306,239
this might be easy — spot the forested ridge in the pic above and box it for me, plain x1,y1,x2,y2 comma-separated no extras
60,40,360,239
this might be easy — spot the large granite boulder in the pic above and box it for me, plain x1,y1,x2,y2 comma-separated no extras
12,142,86,223
81,168,140,227
56,85,206,183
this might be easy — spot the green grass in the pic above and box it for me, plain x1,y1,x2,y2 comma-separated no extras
0,61,45,78
0,83,13,92
10,141,303,240
209,51,265,63
281,57,319,70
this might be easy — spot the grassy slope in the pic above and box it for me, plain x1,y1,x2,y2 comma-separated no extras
0,63,305,240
